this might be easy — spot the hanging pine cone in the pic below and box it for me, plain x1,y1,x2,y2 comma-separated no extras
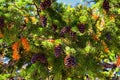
70,31,76,40
102,0,110,12
77,23,86,33
102,62,116,69
40,0,51,10
64,55,76,68
54,44,62,58
31,53,47,64
51,24,57,32
40,2,46,10
60,26,71,37
40,16,47,27
0,17,4,28
44,0,51,7
105,32,111,40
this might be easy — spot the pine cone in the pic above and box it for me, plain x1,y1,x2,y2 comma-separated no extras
0,17,4,28
64,55,76,68
51,24,57,32
31,53,47,64
60,26,71,37
44,0,51,7
105,32,111,40
54,44,62,58
40,16,47,27
102,62,116,69
40,0,51,10
77,23,86,33
40,2,46,10
70,31,76,40
103,0,110,12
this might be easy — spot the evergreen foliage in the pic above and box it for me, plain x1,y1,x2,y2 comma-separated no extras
0,0,120,79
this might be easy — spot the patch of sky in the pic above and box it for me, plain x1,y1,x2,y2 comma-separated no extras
57,0,95,7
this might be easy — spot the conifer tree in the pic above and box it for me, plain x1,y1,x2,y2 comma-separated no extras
0,0,120,80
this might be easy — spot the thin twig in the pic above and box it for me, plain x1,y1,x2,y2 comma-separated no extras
33,2,41,16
